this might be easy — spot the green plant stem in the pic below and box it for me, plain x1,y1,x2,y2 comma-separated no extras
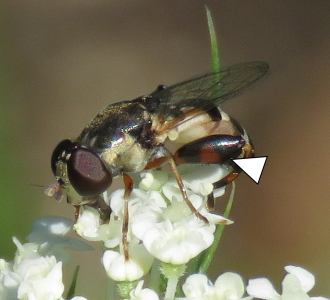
66,266,80,299
164,276,179,300
198,182,235,273
205,6,221,73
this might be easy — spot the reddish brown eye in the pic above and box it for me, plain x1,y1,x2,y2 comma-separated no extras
67,148,112,196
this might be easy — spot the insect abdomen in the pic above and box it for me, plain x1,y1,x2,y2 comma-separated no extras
173,135,245,165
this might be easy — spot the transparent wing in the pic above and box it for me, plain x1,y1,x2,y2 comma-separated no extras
150,61,269,127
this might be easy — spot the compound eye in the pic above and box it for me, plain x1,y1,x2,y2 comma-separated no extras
51,139,75,175
67,148,112,196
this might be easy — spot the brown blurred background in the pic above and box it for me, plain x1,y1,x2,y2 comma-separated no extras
1,1,330,299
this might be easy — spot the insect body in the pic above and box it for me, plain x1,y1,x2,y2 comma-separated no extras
50,61,269,225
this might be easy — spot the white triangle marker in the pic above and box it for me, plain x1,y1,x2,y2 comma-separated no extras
231,156,267,184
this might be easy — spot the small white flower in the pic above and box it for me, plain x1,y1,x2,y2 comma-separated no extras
180,273,250,300
137,216,215,265
181,273,212,298
247,265,329,300
74,206,123,248
284,265,315,293
128,280,159,300
102,240,154,281
74,207,103,240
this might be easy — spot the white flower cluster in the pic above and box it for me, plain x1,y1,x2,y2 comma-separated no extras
74,165,232,282
126,266,329,300
2,165,329,300
0,217,89,300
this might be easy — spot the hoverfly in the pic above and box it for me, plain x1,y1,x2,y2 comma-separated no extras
49,61,268,258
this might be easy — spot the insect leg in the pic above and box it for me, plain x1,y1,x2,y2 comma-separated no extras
167,156,209,223
72,195,112,223
84,196,112,222
122,173,134,261
74,206,81,223
206,193,215,212
145,155,209,223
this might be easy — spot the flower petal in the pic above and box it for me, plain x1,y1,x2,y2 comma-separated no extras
182,274,212,298
247,278,280,299
129,280,159,300
102,242,153,282
74,207,103,241
214,272,245,298
281,290,310,300
284,265,315,293
142,218,214,264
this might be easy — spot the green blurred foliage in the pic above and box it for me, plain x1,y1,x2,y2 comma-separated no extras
0,7,39,259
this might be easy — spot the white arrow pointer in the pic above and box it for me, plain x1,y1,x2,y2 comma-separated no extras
231,156,267,184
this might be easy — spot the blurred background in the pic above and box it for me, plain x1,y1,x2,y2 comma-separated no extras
1,0,330,299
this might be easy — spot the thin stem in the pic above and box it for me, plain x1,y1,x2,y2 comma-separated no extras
150,259,161,294
205,6,221,73
162,263,186,300
164,276,179,300
198,182,236,273
66,266,80,299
